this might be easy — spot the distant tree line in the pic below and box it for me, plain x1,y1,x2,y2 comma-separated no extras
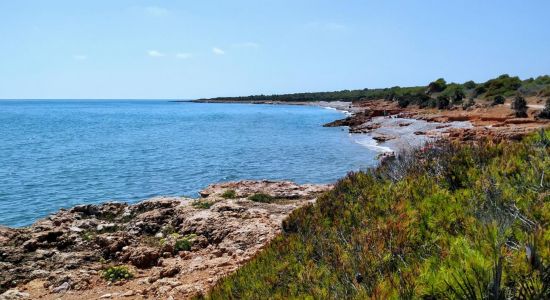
200,74,550,112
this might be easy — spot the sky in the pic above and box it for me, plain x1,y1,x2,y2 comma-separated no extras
1,0,549,99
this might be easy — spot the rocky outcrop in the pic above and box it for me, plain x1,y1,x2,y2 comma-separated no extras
324,99,550,143
0,181,330,299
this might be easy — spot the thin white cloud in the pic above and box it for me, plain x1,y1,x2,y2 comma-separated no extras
147,50,165,57
144,6,169,17
176,52,192,59
212,47,225,55
232,42,260,48
73,55,88,61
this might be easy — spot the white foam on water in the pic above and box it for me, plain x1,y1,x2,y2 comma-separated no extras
352,135,394,153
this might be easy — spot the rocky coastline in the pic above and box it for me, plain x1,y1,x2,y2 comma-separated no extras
192,98,550,152
0,181,330,299
2,98,548,300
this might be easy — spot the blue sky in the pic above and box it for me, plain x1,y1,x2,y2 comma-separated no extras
1,0,549,99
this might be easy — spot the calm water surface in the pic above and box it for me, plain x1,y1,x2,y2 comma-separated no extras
0,101,378,227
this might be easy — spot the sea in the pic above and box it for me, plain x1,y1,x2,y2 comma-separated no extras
0,100,380,227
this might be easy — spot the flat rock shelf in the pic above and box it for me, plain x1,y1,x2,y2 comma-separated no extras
0,180,331,299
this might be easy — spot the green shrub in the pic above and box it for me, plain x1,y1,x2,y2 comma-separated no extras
427,78,447,93
538,98,550,119
512,95,528,117
492,95,505,105
436,95,450,109
463,80,477,89
480,74,522,98
174,238,192,252
101,266,133,282
248,193,274,203
81,231,95,241
396,93,432,108
192,200,213,209
221,189,237,199
207,130,550,299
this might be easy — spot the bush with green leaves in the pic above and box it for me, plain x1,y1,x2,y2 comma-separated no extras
478,74,522,98
161,233,195,252
192,200,213,209
512,95,528,117
248,193,274,203
101,266,133,282
538,98,550,119
221,189,237,199
174,238,192,252
206,130,550,299
436,95,450,109
427,78,447,93
463,80,477,90
492,95,505,105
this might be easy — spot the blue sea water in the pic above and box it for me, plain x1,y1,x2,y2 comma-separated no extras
0,100,378,227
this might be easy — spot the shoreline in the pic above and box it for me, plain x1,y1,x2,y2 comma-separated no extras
0,181,331,299
2,98,548,299
191,98,550,151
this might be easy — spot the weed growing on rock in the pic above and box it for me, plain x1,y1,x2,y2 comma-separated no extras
221,189,237,199
192,200,213,209
248,193,274,203
101,266,133,282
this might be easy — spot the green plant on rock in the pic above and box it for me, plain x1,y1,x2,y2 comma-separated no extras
192,200,213,209
221,189,237,199
81,230,95,242
101,266,133,282
160,233,194,252
248,193,274,203
174,237,192,252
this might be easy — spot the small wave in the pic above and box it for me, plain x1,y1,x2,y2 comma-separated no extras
352,135,394,153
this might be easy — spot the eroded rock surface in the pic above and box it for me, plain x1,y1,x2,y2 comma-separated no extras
0,180,330,299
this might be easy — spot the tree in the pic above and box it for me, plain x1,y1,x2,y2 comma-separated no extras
397,96,410,108
464,80,477,90
492,95,505,105
511,95,528,118
428,78,447,94
436,95,450,109
452,88,465,104
538,98,550,119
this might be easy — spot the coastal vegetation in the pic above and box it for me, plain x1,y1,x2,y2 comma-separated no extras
539,98,550,119
200,74,550,111
101,266,133,282
221,189,237,199
512,96,528,118
205,130,550,299
248,193,275,203
192,200,214,209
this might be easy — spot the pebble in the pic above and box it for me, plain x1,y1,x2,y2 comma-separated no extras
51,282,70,294
121,290,135,297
